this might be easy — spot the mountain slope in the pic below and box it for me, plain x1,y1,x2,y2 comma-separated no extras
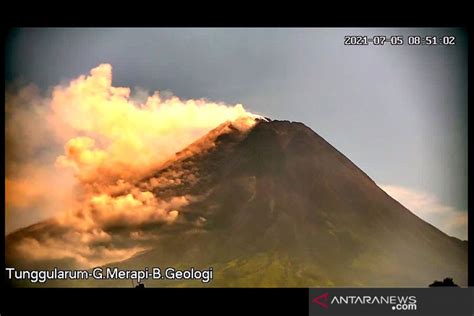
6,119,467,287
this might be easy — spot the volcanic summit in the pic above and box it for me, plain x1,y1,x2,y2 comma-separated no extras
6,118,468,287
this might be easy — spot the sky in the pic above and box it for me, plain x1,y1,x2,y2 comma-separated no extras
4,28,468,239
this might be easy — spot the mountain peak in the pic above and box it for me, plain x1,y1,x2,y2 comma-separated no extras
5,115,468,287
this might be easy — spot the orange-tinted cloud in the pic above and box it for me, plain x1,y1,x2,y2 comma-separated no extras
380,184,468,240
49,64,258,188
5,64,261,266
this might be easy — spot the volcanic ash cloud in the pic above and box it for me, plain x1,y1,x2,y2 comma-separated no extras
6,63,260,267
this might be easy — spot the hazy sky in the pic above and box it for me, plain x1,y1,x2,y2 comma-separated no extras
5,28,468,239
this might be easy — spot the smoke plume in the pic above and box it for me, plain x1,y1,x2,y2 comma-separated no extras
5,64,260,267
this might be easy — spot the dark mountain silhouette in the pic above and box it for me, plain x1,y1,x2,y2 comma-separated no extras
429,278,459,287
5,118,468,287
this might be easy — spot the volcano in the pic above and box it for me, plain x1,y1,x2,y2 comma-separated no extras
5,118,468,287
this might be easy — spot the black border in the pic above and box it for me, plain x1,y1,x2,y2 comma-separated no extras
2,288,309,315
468,25,473,287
